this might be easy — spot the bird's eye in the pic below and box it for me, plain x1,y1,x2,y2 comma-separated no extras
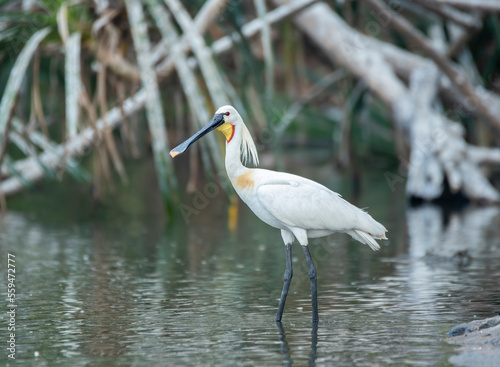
225,112,230,116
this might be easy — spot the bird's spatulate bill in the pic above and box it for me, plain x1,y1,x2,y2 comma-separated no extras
170,114,224,158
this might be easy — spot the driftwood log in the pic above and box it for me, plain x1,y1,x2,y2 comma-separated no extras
272,0,500,202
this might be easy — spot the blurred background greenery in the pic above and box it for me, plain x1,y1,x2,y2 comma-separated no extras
0,0,499,218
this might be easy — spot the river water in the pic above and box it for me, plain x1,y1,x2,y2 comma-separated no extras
0,158,499,366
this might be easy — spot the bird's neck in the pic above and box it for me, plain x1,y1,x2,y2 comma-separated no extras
224,136,247,179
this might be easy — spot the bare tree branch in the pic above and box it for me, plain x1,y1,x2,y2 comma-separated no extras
414,1,482,30
0,91,147,196
364,0,500,134
422,0,500,12
272,0,500,202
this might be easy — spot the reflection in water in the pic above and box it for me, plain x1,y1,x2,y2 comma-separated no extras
405,204,500,365
0,211,165,362
276,322,292,367
407,204,499,259
404,204,500,341
276,321,318,367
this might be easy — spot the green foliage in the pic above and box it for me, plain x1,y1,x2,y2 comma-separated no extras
0,0,496,206
0,12,54,50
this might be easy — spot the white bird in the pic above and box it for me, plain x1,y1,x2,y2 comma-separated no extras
170,105,388,323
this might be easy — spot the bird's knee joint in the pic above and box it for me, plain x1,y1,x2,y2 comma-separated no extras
308,269,317,280
284,270,293,282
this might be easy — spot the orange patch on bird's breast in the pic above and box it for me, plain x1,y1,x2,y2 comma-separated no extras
235,171,255,190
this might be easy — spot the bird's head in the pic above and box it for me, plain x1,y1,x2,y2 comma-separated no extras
215,105,239,125
170,105,240,158
170,105,258,166
214,105,240,143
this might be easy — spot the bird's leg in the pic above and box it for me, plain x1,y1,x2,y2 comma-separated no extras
302,245,318,323
276,243,293,322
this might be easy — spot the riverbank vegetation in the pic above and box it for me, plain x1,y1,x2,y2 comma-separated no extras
0,0,499,214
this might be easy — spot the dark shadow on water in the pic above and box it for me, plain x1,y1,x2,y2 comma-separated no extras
276,322,318,367
275,322,291,367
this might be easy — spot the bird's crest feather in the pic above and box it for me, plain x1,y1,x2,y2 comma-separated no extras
241,123,259,166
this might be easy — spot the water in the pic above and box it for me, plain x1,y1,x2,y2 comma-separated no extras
1,158,499,366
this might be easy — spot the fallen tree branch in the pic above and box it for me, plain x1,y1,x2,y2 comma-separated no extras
1,0,320,197
155,0,319,78
0,28,51,169
125,0,177,198
154,0,232,78
210,0,320,56
272,0,500,202
413,1,482,30
147,0,224,175
4,0,497,203
423,0,500,12
364,0,500,134
0,90,147,196
357,20,500,136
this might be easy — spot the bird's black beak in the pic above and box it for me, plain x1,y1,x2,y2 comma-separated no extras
170,113,225,158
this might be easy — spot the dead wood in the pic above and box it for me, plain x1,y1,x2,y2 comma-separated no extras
272,0,500,202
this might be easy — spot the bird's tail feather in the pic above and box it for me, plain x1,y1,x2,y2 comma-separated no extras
356,210,387,239
347,229,382,251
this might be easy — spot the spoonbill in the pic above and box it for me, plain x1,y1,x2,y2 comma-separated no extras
170,105,387,323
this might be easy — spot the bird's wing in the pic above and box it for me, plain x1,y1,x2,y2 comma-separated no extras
255,174,363,232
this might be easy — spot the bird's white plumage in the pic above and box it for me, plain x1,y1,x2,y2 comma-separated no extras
257,173,360,231
212,105,388,251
